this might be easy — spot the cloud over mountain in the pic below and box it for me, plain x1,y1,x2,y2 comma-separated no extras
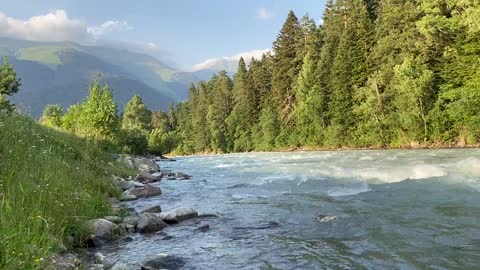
0,10,89,42
191,49,271,71
0,10,133,43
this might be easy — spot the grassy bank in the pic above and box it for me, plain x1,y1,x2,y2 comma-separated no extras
0,113,133,269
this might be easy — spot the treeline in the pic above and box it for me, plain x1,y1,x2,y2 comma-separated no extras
170,0,480,154
40,81,178,155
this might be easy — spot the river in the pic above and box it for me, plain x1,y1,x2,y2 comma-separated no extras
99,149,480,269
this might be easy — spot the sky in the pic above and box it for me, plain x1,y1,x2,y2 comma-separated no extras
0,0,327,70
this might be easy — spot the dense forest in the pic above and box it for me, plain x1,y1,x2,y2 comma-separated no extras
36,0,480,155
170,0,480,154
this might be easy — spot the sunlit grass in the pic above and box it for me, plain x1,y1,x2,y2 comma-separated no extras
0,113,134,269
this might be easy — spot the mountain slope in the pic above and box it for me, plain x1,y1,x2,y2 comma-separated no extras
0,37,199,117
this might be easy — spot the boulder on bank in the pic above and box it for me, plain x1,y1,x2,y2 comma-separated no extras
141,253,186,270
118,180,144,191
95,252,114,269
159,207,198,224
92,219,119,239
104,216,123,224
137,213,168,233
111,263,128,270
121,155,160,172
136,171,163,183
122,184,162,200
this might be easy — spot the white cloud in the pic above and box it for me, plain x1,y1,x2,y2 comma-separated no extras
257,7,273,20
0,10,133,43
0,10,89,42
87,20,133,39
191,49,271,71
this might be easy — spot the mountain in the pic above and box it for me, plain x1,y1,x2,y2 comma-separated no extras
191,58,239,80
0,37,200,117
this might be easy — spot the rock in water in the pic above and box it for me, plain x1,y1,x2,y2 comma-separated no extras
159,207,198,224
142,205,162,213
317,215,337,223
136,171,163,183
137,213,168,233
141,253,186,270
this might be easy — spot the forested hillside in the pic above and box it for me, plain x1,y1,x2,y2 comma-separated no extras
168,0,480,154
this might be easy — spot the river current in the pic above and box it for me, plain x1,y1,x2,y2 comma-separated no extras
100,149,480,269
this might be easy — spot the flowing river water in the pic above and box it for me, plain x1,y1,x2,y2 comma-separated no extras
99,149,480,269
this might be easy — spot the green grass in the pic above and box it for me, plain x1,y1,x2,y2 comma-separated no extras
17,46,66,68
0,113,134,269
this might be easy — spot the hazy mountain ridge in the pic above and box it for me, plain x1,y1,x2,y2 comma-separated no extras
0,37,201,116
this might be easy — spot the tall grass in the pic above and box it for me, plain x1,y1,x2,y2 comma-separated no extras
0,113,133,269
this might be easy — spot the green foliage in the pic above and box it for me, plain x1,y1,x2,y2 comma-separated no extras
0,113,132,269
160,3,480,154
74,80,119,141
148,129,178,155
40,104,63,128
0,56,21,112
121,95,152,134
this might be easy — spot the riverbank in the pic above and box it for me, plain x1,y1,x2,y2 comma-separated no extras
0,113,134,269
167,142,480,158
83,154,205,270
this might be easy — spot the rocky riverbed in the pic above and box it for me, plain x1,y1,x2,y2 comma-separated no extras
51,155,201,270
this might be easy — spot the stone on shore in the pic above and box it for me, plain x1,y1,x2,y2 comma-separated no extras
141,253,186,270
122,184,161,199
137,213,168,233
159,207,198,224
111,263,128,270
118,180,144,191
92,219,119,239
95,252,114,269
104,216,123,224
121,155,160,172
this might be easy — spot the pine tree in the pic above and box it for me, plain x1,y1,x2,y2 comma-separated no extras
0,57,21,112
227,58,256,151
271,11,302,123
206,71,233,152
291,52,325,146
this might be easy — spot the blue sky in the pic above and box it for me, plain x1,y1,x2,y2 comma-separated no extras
0,0,327,70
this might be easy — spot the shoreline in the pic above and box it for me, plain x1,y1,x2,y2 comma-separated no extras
167,144,480,158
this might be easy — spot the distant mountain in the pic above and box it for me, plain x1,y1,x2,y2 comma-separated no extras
0,37,200,117
191,58,239,80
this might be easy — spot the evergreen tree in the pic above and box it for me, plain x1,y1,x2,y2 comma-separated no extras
206,71,233,152
0,57,21,112
291,52,325,146
227,58,256,152
271,11,302,123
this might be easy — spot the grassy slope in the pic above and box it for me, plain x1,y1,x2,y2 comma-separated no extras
0,113,133,269
17,46,66,68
